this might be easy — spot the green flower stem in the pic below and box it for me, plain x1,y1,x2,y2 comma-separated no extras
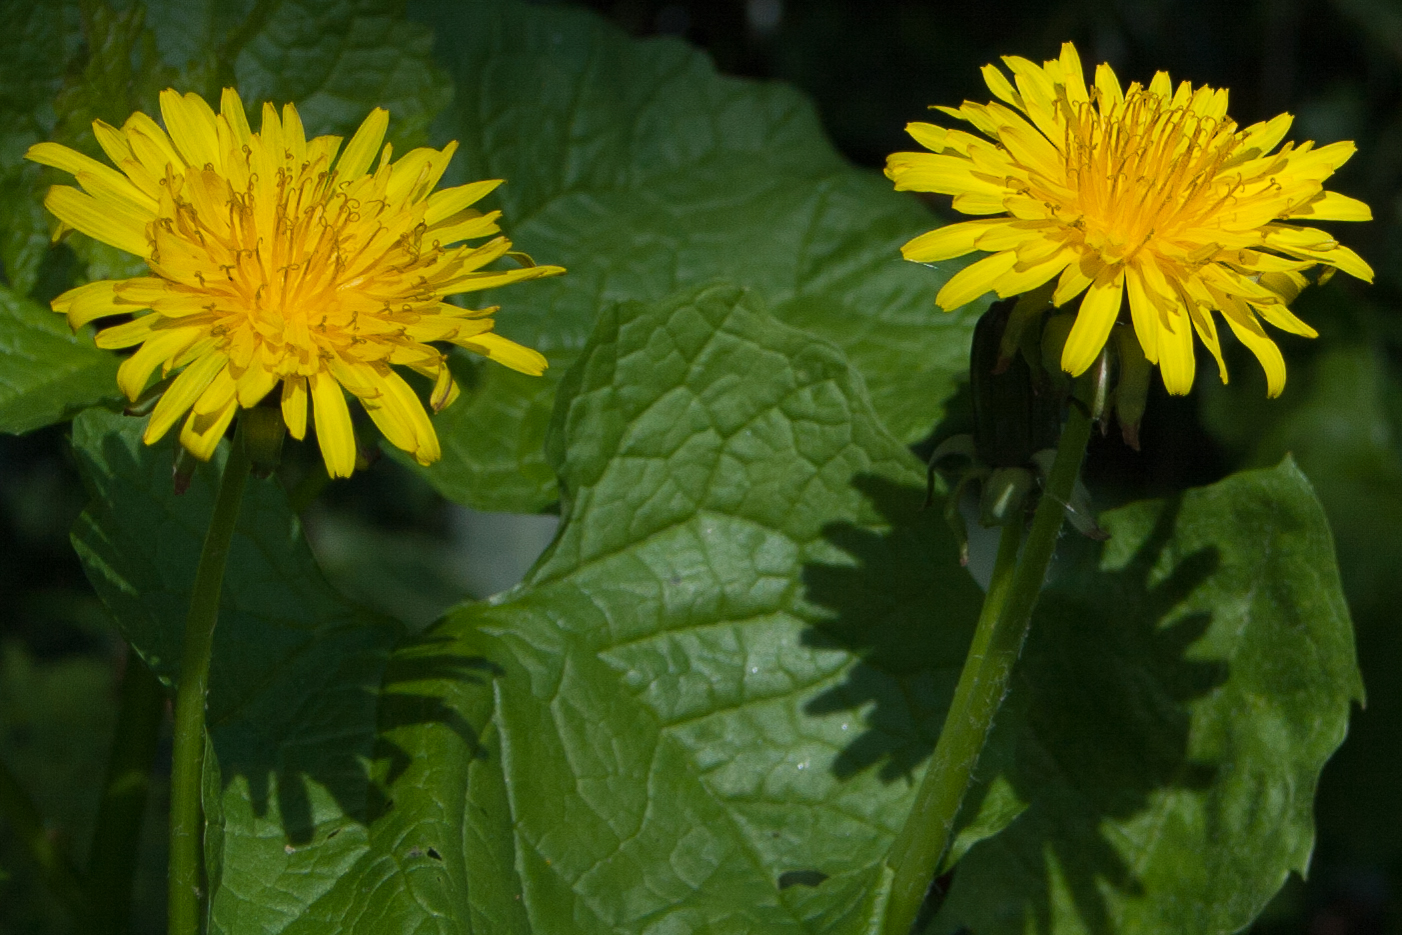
0,755,90,920
882,397,1095,935
89,651,165,935
169,429,252,935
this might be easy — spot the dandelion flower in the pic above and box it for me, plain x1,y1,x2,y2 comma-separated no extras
27,88,563,476
886,42,1372,396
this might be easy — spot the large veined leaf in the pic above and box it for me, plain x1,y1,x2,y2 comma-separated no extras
0,284,118,434
62,283,1353,934
931,460,1362,935
397,0,980,513
230,284,985,933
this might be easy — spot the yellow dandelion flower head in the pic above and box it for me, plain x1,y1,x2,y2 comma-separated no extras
886,42,1373,397
26,88,563,476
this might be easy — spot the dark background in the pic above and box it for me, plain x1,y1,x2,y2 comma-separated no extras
2,0,1399,932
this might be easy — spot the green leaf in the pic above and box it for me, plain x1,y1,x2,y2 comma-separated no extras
930,459,1363,935
398,0,978,512
65,285,1362,933
68,409,407,930
0,0,73,296
1202,334,1402,867
252,284,984,932
0,284,119,435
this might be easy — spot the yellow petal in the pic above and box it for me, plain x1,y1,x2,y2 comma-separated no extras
1187,304,1228,384
1124,264,1161,363
281,102,307,165
1094,62,1124,111
1052,252,1101,307
1284,190,1372,223
429,211,503,247
360,369,441,466
43,185,149,256
281,375,308,440
1156,303,1197,395
193,365,236,415
220,88,252,146
180,397,237,461
25,142,157,212
115,328,195,399
51,279,123,330
981,64,1020,108
438,262,566,297
429,359,459,412
1060,267,1124,376
1220,298,1287,397
1253,301,1318,338
91,120,134,167
123,111,182,172
160,89,221,170
935,251,1019,310
310,371,357,478
145,351,227,444
336,107,389,181
905,122,949,153
1058,42,1090,105
424,179,503,226
459,331,548,375
900,219,1006,263
94,315,156,350
992,249,1070,298
234,363,279,407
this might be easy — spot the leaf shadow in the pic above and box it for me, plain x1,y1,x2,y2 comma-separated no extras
74,423,502,851
800,472,1228,932
209,627,500,846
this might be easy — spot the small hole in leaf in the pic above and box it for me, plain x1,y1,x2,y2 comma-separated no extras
777,869,828,890
427,847,442,860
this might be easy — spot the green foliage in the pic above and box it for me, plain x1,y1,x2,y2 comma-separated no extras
0,1,1373,933
62,286,1364,934
0,641,114,933
934,461,1362,935
397,0,980,512
69,408,404,931
0,285,118,435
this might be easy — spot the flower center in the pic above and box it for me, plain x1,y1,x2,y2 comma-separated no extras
152,147,442,377
1062,89,1243,263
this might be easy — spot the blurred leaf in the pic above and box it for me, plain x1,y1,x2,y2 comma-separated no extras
0,284,118,435
0,0,73,296
0,640,114,933
396,0,979,512
1203,335,1402,866
931,460,1362,935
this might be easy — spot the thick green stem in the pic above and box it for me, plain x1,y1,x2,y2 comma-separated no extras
89,650,165,935
0,756,89,920
882,399,1095,935
169,431,251,935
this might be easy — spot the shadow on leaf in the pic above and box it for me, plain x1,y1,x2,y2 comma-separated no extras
800,472,1227,932
71,411,502,847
